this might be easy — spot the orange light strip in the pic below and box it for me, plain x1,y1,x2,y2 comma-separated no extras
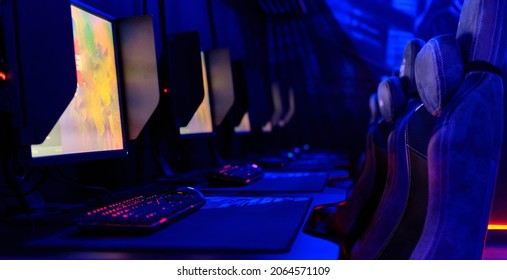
0,72,6,81
488,224,507,230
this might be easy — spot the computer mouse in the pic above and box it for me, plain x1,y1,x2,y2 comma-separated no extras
172,186,206,201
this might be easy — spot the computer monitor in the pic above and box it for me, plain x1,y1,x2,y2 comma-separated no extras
234,112,251,134
230,61,251,135
262,82,284,133
116,15,160,141
243,68,273,131
205,48,235,127
30,2,127,164
1,0,77,147
162,31,205,130
179,52,213,136
278,86,295,127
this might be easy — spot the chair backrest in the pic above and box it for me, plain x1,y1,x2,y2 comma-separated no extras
333,126,390,257
361,36,460,260
345,93,384,191
411,0,506,259
349,76,422,259
335,39,426,259
346,38,426,259
331,99,391,255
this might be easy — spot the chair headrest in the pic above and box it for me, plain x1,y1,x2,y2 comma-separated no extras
369,93,380,124
457,0,507,69
415,35,464,117
399,38,426,98
378,77,406,123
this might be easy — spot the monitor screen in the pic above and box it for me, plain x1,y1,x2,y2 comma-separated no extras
30,3,127,163
179,52,214,136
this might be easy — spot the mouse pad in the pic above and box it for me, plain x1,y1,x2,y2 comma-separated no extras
200,171,332,192
30,196,312,254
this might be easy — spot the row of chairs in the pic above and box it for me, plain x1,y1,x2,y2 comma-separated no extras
306,0,506,259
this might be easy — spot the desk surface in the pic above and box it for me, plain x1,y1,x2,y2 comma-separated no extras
0,186,346,260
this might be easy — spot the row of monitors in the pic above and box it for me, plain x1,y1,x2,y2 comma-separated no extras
10,1,270,165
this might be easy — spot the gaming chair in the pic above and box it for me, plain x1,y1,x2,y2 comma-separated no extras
411,0,506,259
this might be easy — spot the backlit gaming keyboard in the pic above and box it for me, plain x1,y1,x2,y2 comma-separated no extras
78,187,206,234
208,163,264,185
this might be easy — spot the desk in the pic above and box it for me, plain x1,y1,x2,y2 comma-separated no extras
0,186,346,260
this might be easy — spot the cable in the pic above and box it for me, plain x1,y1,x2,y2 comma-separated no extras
18,168,47,197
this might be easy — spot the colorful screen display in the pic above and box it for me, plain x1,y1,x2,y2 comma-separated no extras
31,4,124,159
179,52,213,135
